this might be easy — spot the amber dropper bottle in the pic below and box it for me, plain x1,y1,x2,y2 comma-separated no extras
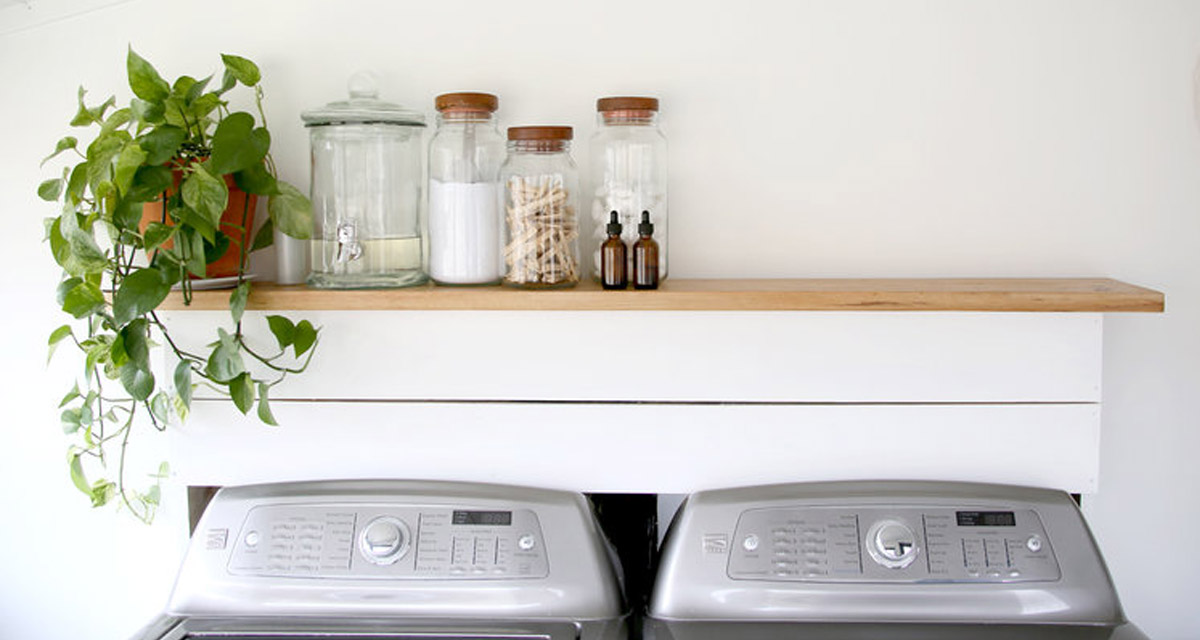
600,211,628,289
633,210,659,290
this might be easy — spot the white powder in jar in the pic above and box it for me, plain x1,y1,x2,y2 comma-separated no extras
429,180,502,284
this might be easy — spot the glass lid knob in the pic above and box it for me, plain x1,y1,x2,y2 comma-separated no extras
348,70,379,100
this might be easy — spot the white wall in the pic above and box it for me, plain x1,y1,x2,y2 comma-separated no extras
0,0,1196,637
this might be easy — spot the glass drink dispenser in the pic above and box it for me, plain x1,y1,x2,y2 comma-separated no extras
302,75,428,288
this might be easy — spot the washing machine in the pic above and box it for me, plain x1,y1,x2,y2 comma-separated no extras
648,480,1147,639
131,480,627,640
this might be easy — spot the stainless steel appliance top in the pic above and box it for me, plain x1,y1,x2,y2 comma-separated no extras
649,480,1137,629
163,479,625,621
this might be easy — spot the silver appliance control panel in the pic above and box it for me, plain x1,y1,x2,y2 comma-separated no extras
728,506,1060,583
228,503,548,579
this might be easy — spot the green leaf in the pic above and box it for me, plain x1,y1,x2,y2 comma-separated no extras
256,382,278,426
172,393,190,422
66,163,88,205
119,363,155,401
61,280,105,318
59,383,81,408
99,108,131,137
127,165,173,203
138,125,185,166
131,98,165,126
143,221,175,253
162,96,188,130
171,75,198,99
229,372,255,414
173,360,192,410
119,318,150,369
38,179,63,202
294,320,317,358
82,335,113,374
268,182,313,240
41,136,78,167
90,479,115,507
65,228,107,275
48,219,71,270
85,132,128,192
233,161,280,196
230,280,250,324
109,330,130,369
68,452,89,494
220,53,261,86
48,324,74,363
70,87,115,128
151,250,184,287
189,93,221,123
266,315,295,349
150,391,171,425
175,206,217,246
61,408,82,434
219,70,237,94
111,197,143,232
181,164,228,228
113,142,147,196
178,226,208,277
251,216,274,252
203,231,231,266
144,483,161,506
70,87,94,127
127,47,169,103
205,330,245,382
186,75,212,103
55,277,80,307
112,267,170,327
210,112,268,174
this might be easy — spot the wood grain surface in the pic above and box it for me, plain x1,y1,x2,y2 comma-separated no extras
159,278,1165,312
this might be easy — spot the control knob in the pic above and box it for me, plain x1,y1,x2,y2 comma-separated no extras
358,516,410,565
866,519,919,569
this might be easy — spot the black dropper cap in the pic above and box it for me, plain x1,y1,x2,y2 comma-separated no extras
606,211,622,235
638,210,654,236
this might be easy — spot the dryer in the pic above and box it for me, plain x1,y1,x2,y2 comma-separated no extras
132,480,627,640
648,480,1146,639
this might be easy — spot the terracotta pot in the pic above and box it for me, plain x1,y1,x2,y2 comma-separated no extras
141,170,257,280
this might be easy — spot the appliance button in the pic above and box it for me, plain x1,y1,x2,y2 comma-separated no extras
359,517,410,565
742,534,761,551
1009,570,1021,578
244,531,260,547
518,534,537,551
986,569,1001,577
866,519,919,569
1026,535,1043,553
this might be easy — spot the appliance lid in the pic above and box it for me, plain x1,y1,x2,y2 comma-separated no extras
132,614,585,640
645,621,1148,640
302,72,426,127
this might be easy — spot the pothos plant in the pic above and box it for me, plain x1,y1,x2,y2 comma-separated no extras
40,48,319,523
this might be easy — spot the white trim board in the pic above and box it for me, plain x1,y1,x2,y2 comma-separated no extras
161,311,1103,403
170,401,1101,494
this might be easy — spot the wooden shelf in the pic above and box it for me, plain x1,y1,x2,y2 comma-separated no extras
159,278,1163,313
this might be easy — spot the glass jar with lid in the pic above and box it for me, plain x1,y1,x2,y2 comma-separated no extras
302,74,427,289
428,92,506,285
501,126,580,288
589,96,668,281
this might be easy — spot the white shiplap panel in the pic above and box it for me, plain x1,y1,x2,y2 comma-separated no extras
160,311,1102,403
171,402,1100,494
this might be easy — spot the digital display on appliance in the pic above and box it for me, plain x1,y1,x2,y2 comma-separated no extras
453,510,513,526
956,511,1016,527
